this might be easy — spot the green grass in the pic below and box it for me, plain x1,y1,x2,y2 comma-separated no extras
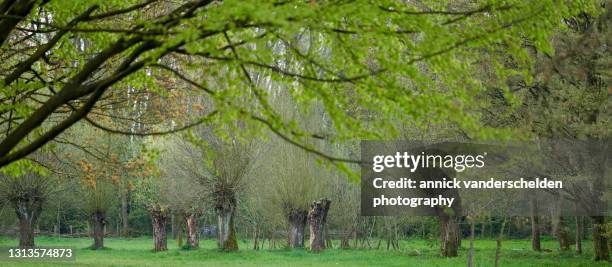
0,236,607,266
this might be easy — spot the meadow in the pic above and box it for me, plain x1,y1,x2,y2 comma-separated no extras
0,236,606,266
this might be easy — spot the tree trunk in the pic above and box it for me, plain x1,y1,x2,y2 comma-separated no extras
556,216,570,251
468,218,476,267
287,209,308,248
91,211,106,250
530,199,541,251
177,214,184,248
253,225,259,250
480,219,486,239
552,195,569,251
121,188,129,237
575,216,583,254
171,212,176,240
438,212,460,257
591,216,610,261
353,224,358,248
150,208,168,252
467,218,475,267
56,204,61,237
308,199,331,252
217,201,238,251
433,185,462,258
495,217,507,267
17,217,35,247
14,197,43,248
185,213,199,249
269,230,275,249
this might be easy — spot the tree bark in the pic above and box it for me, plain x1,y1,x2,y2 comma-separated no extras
185,213,199,249
431,179,462,258
308,198,331,252
150,208,168,252
530,199,541,251
287,209,308,248
253,225,259,250
15,197,42,248
591,216,609,261
438,212,460,257
91,211,106,250
552,195,569,251
480,219,486,239
556,216,570,251
575,216,583,254
217,201,238,251
121,188,129,237
171,213,176,240
495,218,507,267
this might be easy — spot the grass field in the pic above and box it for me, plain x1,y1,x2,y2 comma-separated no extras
0,236,607,266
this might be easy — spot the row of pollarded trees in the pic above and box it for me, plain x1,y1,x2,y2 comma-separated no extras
135,128,339,252
133,84,352,252
149,135,339,251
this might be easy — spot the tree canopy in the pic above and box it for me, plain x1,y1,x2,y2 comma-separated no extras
0,0,601,174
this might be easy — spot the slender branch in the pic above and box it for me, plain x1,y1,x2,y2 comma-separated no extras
251,112,361,164
85,0,158,21
83,110,217,136
52,138,107,162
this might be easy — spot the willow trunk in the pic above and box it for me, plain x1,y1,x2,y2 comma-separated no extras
91,211,106,250
287,210,308,248
308,199,331,252
150,208,168,252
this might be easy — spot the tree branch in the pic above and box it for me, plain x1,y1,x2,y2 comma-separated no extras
3,5,99,86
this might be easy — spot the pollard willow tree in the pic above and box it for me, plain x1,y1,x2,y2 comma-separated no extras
261,137,331,249
129,140,201,252
80,174,117,250
0,171,53,248
153,136,208,249
65,125,130,250
0,0,603,257
190,127,259,251
254,89,335,249
131,160,172,252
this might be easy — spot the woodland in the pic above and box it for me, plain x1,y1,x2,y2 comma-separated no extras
0,0,610,266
